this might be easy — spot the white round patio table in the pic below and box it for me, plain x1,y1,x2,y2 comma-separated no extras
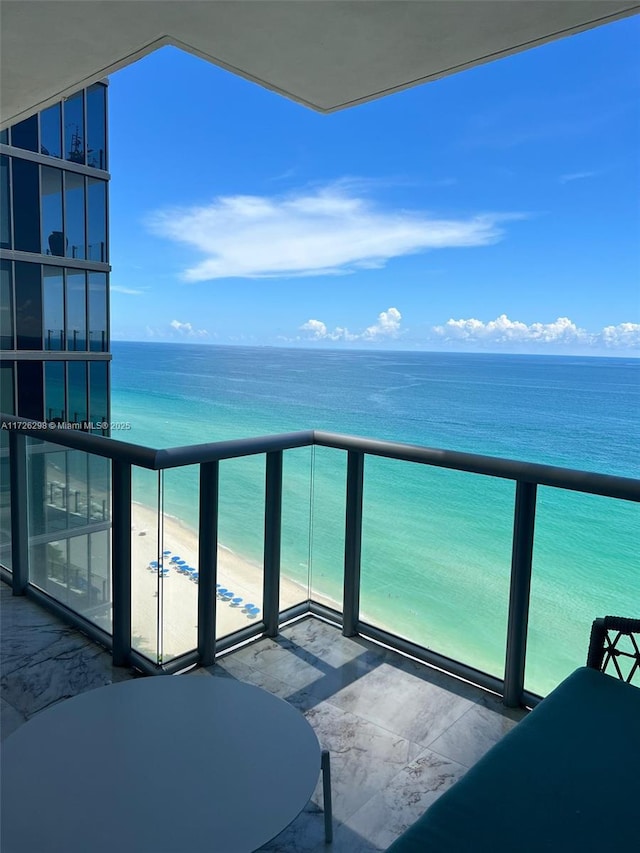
1,676,322,853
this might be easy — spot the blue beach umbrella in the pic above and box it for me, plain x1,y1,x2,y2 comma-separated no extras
231,597,243,606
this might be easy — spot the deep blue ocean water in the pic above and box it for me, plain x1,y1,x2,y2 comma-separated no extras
111,343,639,694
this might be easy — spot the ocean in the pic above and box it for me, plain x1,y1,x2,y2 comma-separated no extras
111,343,639,695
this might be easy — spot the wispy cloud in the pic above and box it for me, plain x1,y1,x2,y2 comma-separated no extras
300,307,403,343
559,171,598,184
146,184,519,281
432,314,640,350
111,285,144,295
169,319,210,338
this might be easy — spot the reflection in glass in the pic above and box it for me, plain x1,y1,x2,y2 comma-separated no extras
12,159,40,253
0,128,7,144
66,270,86,351
15,261,42,349
89,361,108,433
40,103,62,157
86,84,106,170
0,362,14,414
45,361,66,423
87,178,106,262
67,452,89,526
11,115,38,152
88,456,110,522
0,428,12,570
88,272,107,352
43,266,64,351
1,155,10,249
41,166,64,255
42,447,68,534
65,172,85,259
17,362,43,420
64,92,84,164
0,261,13,349
67,361,87,424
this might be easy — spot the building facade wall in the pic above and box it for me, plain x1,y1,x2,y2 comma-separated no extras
0,84,112,620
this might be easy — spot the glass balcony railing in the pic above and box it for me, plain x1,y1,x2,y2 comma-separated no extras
1,414,638,706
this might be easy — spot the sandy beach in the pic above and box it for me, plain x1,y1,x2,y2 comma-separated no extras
130,502,315,662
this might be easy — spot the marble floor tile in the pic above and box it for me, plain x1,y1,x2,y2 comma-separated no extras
327,660,477,746
303,701,425,822
345,747,468,850
428,692,527,767
280,617,388,669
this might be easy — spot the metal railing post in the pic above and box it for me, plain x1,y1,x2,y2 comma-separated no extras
198,461,219,666
263,451,283,637
503,480,537,707
343,451,364,637
111,460,132,667
9,431,29,595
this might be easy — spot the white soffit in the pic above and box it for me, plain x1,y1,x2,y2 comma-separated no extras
1,0,639,128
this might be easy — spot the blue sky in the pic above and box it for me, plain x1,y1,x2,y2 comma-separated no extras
108,15,639,355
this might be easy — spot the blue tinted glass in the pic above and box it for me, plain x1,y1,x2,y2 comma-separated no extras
11,116,38,152
65,172,85,260
40,104,62,158
12,159,40,253
41,166,63,255
0,261,13,350
66,271,86,351
86,84,106,170
0,362,14,414
87,179,106,262
67,361,87,424
1,155,10,248
64,92,84,164
89,361,108,429
43,266,64,351
45,361,65,423
0,129,8,144
17,362,43,420
88,272,107,352
15,261,42,350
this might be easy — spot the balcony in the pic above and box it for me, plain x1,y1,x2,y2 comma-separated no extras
1,416,638,849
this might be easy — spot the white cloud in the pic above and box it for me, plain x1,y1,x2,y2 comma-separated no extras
432,315,640,351
146,184,516,281
559,171,598,184
300,307,402,343
169,320,210,338
111,285,144,295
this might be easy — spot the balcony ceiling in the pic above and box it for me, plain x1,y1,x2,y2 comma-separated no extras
1,0,639,128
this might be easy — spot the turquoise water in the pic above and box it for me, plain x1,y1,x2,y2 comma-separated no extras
111,343,639,695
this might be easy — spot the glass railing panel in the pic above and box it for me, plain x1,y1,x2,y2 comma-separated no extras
360,457,513,679
158,465,199,662
308,446,346,613
525,487,640,697
27,438,112,628
0,429,11,570
280,447,313,611
131,466,161,663
216,455,265,638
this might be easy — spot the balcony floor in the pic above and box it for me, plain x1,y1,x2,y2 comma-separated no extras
1,583,526,852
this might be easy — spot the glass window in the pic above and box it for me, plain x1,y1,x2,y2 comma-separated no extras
86,84,106,170
43,266,65,351
64,92,84,164
0,362,14,414
65,172,85,260
0,128,8,144
11,159,40,253
41,166,64,255
45,361,66,423
1,155,11,249
10,115,38,152
87,178,106,262
88,272,107,352
40,103,62,158
15,261,42,350
17,362,43,420
66,270,86,351
67,361,87,424
89,361,108,432
0,261,13,349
